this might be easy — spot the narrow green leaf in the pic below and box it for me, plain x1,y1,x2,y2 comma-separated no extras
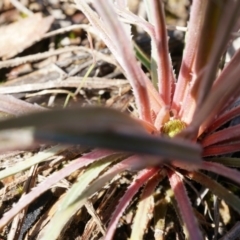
187,171,240,215
60,153,127,210
134,42,151,71
0,145,66,180
41,153,127,240
0,149,115,229
205,158,240,167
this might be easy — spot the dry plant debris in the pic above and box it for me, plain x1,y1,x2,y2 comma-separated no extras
0,13,54,59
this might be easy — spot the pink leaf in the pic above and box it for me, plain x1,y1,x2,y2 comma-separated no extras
149,0,175,106
201,124,240,147
201,161,240,186
168,169,203,240
105,168,159,240
203,142,240,157
207,104,240,134
0,149,114,229
130,170,162,239
172,0,207,115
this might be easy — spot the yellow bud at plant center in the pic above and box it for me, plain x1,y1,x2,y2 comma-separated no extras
162,119,186,138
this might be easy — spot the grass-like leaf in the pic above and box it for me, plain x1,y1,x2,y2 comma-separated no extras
146,0,175,105
205,157,240,167
168,169,203,240
105,168,159,240
130,170,162,240
203,142,240,157
207,104,240,134
0,145,66,180
192,1,240,108
0,149,115,229
172,1,207,115
0,107,202,164
201,161,240,185
187,171,240,215
134,42,151,71
77,0,152,122
201,124,240,147
41,152,126,240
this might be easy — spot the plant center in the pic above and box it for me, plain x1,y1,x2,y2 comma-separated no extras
162,119,186,137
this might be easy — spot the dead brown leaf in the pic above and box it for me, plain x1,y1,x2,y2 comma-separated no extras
0,13,54,59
